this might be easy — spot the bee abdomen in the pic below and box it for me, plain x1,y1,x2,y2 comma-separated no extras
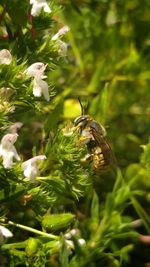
91,147,107,171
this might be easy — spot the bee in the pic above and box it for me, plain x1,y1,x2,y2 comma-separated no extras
74,101,113,172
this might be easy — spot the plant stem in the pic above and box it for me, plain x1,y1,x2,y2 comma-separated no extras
4,220,59,240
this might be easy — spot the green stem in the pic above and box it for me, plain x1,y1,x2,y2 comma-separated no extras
2,241,27,250
6,220,59,240
61,13,84,73
86,61,104,93
131,197,150,234
91,215,108,245
68,30,84,73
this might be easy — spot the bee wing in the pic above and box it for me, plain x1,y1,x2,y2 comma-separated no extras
90,127,115,165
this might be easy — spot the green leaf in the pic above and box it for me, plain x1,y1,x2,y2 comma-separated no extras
59,237,69,267
141,142,150,168
44,101,64,131
113,168,124,193
25,238,40,256
91,191,99,224
7,0,29,26
131,197,150,234
42,213,75,231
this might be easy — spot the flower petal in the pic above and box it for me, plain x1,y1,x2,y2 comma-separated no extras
26,62,46,78
22,155,46,182
33,78,42,97
1,133,18,147
0,49,12,65
31,155,47,162
0,133,20,169
3,154,14,169
40,80,50,101
0,225,13,238
30,0,51,17
43,3,51,13
51,25,70,41
7,122,23,133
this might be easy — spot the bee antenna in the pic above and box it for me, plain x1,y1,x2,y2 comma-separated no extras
85,100,89,113
78,97,84,115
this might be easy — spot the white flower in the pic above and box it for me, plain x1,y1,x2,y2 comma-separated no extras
0,225,13,242
7,122,23,133
51,25,70,41
57,40,68,57
62,124,75,137
0,133,20,169
25,62,47,78
78,238,86,246
22,155,46,183
51,26,69,56
0,49,12,65
66,240,74,250
25,62,50,101
30,0,51,17
65,229,79,239
33,77,49,101
65,238,86,250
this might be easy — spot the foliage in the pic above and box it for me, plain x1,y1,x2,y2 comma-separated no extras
0,0,150,266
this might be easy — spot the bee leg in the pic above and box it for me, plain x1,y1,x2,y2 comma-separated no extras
80,153,93,164
79,136,91,145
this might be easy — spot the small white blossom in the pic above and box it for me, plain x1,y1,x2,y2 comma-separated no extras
25,62,49,101
22,155,46,183
51,25,70,41
65,229,79,239
25,62,47,78
62,124,77,137
51,26,69,57
33,77,49,101
78,238,86,246
0,133,20,169
0,49,12,65
0,225,13,242
62,125,74,137
66,240,74,250
63,230,86,255
66,238,86,250
57,40,68,57
30,0,51,17
7,122,23,133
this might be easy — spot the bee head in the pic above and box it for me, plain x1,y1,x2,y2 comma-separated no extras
74,115,91,127
74,98,90,129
